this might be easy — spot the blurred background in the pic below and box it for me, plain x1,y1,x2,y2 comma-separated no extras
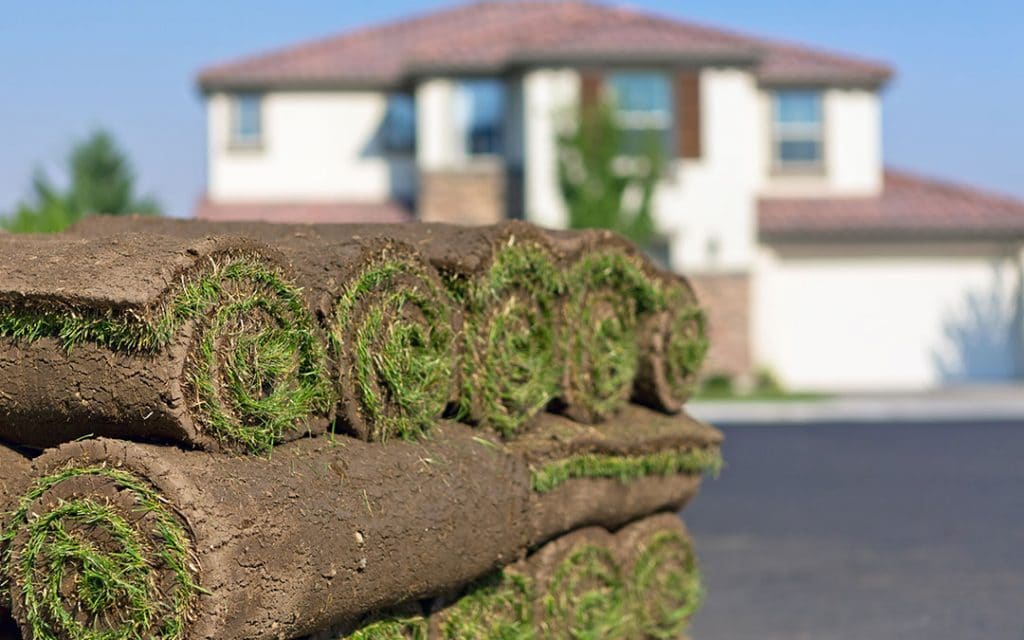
3,2,1023,638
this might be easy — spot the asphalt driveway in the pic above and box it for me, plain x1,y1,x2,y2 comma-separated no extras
686,420,1024,640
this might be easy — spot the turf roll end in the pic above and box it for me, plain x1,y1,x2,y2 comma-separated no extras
556,250,663,423
539,531,627,639
433,570,533,639
457,239,563,437
331,247,457,442
1,465,201,640
181,256,333,454
634,278,709,413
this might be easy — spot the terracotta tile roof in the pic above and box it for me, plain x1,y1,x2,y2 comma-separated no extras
198,1,891,91
759,170,1024,240
194,198,412,224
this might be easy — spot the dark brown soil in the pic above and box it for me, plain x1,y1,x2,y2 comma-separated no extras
0,232,334,452
10,426,529,640
2,405,717,640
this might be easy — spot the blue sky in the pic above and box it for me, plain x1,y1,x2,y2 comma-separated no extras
2,1,1022,216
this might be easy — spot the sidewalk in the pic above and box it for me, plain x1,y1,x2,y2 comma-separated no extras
687,384,1024,424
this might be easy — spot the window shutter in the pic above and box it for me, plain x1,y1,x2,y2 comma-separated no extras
675,70,702,159
580,70,604,116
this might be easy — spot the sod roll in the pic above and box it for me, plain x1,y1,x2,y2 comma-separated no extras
0,233,331,454
632,273,708,413
615,513,702,640
0,428,531,640
71,217,460,443
76,216,564,437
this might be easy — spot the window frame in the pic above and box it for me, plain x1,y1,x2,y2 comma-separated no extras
608,70,675,160
771,89,825,173
380,92,417,154
454,78,507,159
229,92,264,149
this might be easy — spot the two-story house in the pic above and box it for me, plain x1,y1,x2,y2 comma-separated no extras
197,0,1024,391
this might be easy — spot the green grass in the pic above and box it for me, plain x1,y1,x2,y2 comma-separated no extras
631,531,703,639
660,283,709,402
0,465,201,640
332,259,455,442
530,447,723,493
346,616,427,639
0,255,332,454
454,240,564,437
561,251,662,421
542,544,627,639
438,570,534,640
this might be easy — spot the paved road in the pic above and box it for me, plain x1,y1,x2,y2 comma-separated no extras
685,421,1024,640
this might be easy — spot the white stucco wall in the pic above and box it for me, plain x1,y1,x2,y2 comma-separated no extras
754,243,1024,390
523,68,579,229
759,87,882,198
207,91,415,202
656,68,762,274
415,78,458,170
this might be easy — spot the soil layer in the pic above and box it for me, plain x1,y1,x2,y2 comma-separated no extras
71,217,461,443
0,233,332,453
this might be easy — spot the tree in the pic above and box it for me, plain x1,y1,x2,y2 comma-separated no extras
557,102,663,245
1,130,160,233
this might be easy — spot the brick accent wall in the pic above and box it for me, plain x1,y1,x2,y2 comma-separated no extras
688,272,752,379
418,164,509,225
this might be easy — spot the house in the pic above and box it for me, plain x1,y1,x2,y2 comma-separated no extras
196,0,1024,391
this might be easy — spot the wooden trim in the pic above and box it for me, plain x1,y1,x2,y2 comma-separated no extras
580,70,604,116
675,70,702,159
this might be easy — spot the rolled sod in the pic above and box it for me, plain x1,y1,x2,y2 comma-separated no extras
615,513,702,640
72,216,460,443
632,274,708,413
0,233,331,454
0,428,532,640
428,568,533,639
534,527,628,639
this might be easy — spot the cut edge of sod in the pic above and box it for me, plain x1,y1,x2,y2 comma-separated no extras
632,530,703,639
0,252,332,454
0,464,202,640
542,543,627,639
437,569,534,639
530,447,723,493
454,239,564,437
346,615,428,640
559,250,664,422
331,256,455,443
662,283,710,402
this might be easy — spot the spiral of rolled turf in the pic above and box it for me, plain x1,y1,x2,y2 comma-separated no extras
634,279,708,413
178,257,332,454
0,466,201,640
457,241,563,436
436,570,533,639
331,254,456,442
558,250,663,423
630,530,702,639
542,543,626,639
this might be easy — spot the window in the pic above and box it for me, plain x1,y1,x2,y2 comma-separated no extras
382,93,416,153
609,72,673,157
773,90,823,170
455,79,505,156
230,93,263,147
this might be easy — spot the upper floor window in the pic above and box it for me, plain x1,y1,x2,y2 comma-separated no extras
382,93,416,153
455,79,505,156
230,93,263,147
772,90,823,170
609,72,673,157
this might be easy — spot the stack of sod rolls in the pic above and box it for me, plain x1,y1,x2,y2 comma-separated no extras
0,219,721,639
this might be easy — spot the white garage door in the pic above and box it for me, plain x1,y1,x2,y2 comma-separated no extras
754,242,1023,391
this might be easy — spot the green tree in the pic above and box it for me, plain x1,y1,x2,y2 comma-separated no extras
557,102,663,245
1,130,160,233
